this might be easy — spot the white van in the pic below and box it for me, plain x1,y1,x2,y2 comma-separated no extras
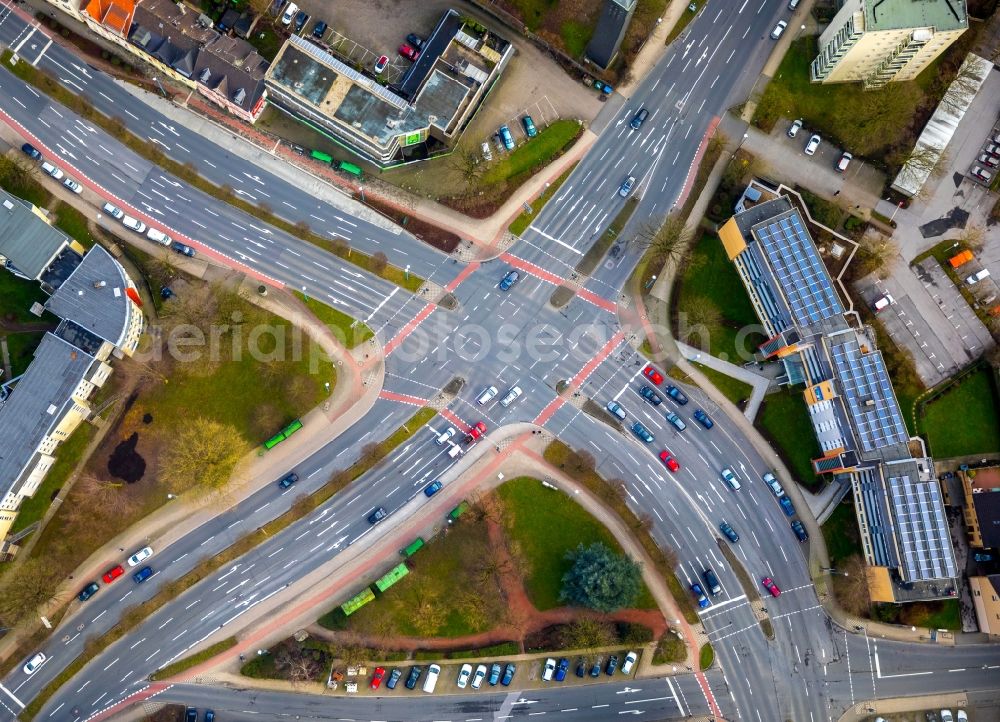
447,444,463,459
477,386,498,405
499,386,522,408
102,202,124,220
422,663,440,693
122,216,147,234
966,268,990,285
280,2,298,25
435,427,456,446
40,161,64,180
146,228,172,246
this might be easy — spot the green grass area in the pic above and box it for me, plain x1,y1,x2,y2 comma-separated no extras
900,599,962,631
822,499,862,566
756,388,820,488
247,24,283,62
481,120,582,187
652,633,686,664
919,366,1000,458
691,362,752,406
53,202,94,249
293,290,373,349
560,20,593,57
699,643,714,670
8,422,97,535
673,234,764,362
150,637,236,680
496,477,656,611
509,163,576,236
665,1,701,45
4,331,45,377
0,269,52,324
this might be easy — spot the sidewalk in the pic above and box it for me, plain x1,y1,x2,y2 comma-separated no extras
675,340,773,421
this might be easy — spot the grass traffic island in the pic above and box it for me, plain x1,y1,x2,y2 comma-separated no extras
754,388,821,489
576,197,639,276
699,642,714,670
150,637,237,681
293,290,374,349
508,162,577,236
918,365,1000,458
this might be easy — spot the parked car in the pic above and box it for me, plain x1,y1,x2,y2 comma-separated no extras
804,134,821,155
605,655,619,675
102,202,124,219
702,568,722,595
720,521,739,543
779,496,796,516
386,667,402,689
171,241,196,257
204,712,215,722
720,467,741,490
40,161,64,180
62,178,83,194
424,480,443,497
541,658,556,681
481,141,493,162
659,450,680,472
23,652,46,675
872,293,894,312
972,166,994,182
606,400,627,420
978,153,999,168
499,270,519,291
21,142,42,160
791,519,809,542
368,506,388,524
370,666,386,690
690,582,709,608
665,385,688,405
554,657,569,682
693,409,714,428
770,20,787,39
618,175,635,198
787,119,802,138
312,19,327,39
398,43,420,61
280,1,298,25
643,366,664,384
966,268,991,285
128,546,153,567
974,552,993,562
405,665,422,689
631,421,654,443
665,411,687,432
630,108,649,130
471,664,488,689
763,471,785,497
639,385,663,405
499,125,515,151
499,386,522,408
102,564,125,583
406,33,424,49
77,581,100,602
293,10,308,32
456,663,473,688
477,385,498,405
185,708,197,722
147,227,171,246
122,215,147,233
590,659,602,676
501,663,516,685
620,651,638,675
133,566,153,584
522,115,537,137
762,577,781,597
836,151,853,172
489,662,502,685
374,55,389,74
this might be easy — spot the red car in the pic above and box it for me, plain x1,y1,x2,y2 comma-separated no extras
373,55,389,74
642,366,664,385
398,43,420,61
762,577,781,598
102,565,125,584
465,421,488,443
370,666,386,689
658,450,680,472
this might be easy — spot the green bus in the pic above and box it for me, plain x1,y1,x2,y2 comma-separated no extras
338,161,362,178
400,537,424,558
311,150,333,164
262,418,304,450
447,501,470,523
341,587,375,616
374,563,409,593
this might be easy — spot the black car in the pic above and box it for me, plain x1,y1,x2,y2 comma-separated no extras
204,712,215,722
77,581,100,602
501,662,516,686
368,506,388,524
21,143,42,160
171,241,196,257
605,655,619,675
791,520,809,542
666,385,689,405
639,385,663,406
575,658,586,677
294,10,308,31
277,472,298,489
185,709,197,722
693,408,714,428
720,521,739,543
629,108,649,130
405,665,422,689
406,32,424,49
312,19,327,38
386,667,402,689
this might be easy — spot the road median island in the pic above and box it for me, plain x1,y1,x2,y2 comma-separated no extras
18,406,436,720
508,162,578,236
0,50,423,294
149,637,237,681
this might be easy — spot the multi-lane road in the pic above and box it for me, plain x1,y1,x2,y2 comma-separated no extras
0,0,997,720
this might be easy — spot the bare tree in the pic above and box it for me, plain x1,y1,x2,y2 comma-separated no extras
0,558,63,625
835,554,871,617
957,224,986,252
449,147,485,184
632,213,692,268
247,0,274,19
557,618,616,651
855,231,900,279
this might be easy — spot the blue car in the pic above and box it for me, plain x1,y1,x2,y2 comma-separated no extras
133,566,153,584
779,496,796,517
720,521,739,543
501,663,516,686
693,409,714,428
522,115,537,137
639,385,663,406
691,583,709,608
21,143,42,160
666,385,688,405
631,422,654,443
499,125,515,151
554,657,569,681
499,270,519,291
424,480,443,497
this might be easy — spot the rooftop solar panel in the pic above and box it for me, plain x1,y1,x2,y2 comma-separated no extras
754,212,843,327
830,339,908,452
887,472,957,582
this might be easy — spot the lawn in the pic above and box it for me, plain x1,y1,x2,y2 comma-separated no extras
293,290,373,349
0,268,52,324
509,162,577,236
755,388,821,488
247,24,283,62
919,366,1000,458
53,202,94,249
673,234,764,362
4,331,46,377
822,498,862,566
481,120,583,187
691,362,752,406
496,476,657,611
560,20,593,57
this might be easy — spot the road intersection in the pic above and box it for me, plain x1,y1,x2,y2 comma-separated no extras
0,0,997,721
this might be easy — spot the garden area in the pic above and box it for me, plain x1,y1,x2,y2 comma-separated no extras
755,388,821,489
315,477,664,658
671,233,765,363
918,365,1000,459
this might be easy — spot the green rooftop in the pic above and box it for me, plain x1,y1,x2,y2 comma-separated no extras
866,0,967,32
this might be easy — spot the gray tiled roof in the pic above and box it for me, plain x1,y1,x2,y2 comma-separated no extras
0,189,71,280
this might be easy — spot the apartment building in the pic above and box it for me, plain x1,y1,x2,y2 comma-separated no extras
810,0,968,89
